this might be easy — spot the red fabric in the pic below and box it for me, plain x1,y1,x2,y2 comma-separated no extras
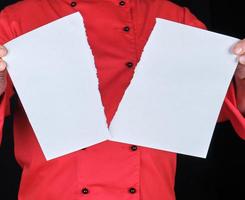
0,0,244,199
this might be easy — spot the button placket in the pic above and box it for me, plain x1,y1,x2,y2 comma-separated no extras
119,0,138,69
127,143,140,198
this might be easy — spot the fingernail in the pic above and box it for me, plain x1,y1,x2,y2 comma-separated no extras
239,56,245,64
234,48,243,54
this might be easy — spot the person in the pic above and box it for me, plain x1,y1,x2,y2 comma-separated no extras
0,0,244,199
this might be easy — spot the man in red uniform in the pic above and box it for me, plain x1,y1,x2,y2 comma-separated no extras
0,0,244,199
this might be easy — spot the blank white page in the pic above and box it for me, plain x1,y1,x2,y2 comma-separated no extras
4,13,110,160
109,18,238,158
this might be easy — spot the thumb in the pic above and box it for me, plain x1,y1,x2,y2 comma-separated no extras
0,68,7,96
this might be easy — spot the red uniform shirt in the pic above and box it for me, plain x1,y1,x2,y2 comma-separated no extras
0,0,244,199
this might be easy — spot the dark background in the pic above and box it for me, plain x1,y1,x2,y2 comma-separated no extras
0,0,244,199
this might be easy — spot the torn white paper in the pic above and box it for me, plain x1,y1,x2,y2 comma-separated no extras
109,18,239,158
4,13,110,160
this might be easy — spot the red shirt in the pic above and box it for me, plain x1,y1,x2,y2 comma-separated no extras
0,0,244,199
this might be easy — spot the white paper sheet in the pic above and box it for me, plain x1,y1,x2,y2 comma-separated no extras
4,13,110,160
109,18,239,158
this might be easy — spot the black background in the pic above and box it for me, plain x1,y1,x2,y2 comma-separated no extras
0,0,244,199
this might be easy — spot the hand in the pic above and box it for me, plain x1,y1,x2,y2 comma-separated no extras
0,46,7,96
232,39,245,114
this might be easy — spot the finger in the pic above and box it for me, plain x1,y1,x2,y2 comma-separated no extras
0,69,7,95
238,54,245,65
235,64,245,79
0,46,8,57
232,39,245,55
0,59,7,71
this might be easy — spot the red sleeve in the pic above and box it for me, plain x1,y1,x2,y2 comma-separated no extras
0,9,15,144
182,7,245,139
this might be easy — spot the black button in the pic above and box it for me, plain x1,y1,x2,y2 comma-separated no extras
129,187,136,194
70,1,77,7
123,26,130,32
81,188,89,194
119,1,126,6
126,62,134,68
131,145,138,151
